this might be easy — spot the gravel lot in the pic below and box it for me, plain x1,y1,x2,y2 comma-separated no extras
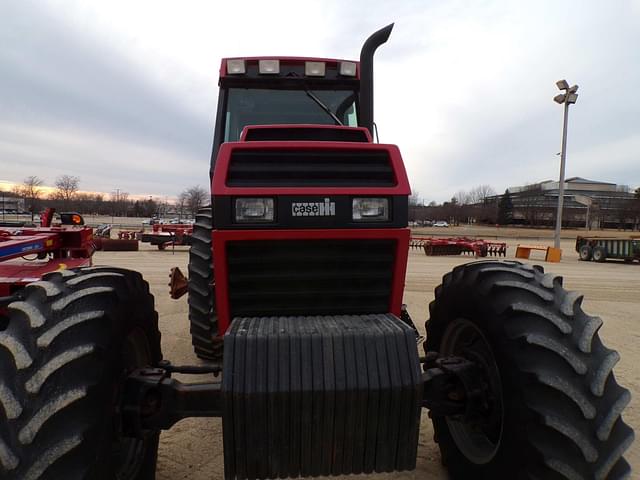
92,233,639,479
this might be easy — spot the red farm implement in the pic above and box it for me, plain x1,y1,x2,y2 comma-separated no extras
140,222,193,250
410,236,507,257
0,208,93,298
91,224,140,252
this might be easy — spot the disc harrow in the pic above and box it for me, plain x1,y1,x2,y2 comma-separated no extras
410,236,507,257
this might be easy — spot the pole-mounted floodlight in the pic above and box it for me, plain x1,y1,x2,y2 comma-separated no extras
554,94,566,104
553,79,579,249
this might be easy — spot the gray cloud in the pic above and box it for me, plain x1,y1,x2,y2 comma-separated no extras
1,0,639,201
0,1,214,196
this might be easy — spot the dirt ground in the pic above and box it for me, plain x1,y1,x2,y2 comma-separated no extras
92,232,639,479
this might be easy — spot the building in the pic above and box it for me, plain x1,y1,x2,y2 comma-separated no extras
491,177,638,229
0,191,26,215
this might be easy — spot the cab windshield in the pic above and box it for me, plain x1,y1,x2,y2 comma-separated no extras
223,88,358,142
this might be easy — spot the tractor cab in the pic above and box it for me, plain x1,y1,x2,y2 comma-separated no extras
209,24,392,163
216,57,360,144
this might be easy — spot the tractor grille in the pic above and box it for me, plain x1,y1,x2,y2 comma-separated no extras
226,239,395,317
226,149,395,187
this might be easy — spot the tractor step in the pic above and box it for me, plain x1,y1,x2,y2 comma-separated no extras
221,313,422,479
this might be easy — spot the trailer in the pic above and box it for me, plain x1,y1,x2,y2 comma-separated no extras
576,235,640,263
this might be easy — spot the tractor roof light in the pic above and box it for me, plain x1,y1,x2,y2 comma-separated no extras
339,61,357,77
227,59,246,74
305,61,325,77
259,59,280,74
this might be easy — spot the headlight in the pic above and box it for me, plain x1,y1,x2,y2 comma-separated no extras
235,198,275,223
352,198,389,221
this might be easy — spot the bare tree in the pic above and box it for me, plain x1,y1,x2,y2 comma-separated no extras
19,176,44,219
468,184,496,204
54,175,80,206
409,188,422,207
180,186,208,217
111,190,130,217
453,190,471,205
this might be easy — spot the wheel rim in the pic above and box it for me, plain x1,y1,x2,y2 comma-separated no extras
440,318,504,464
114,328,152,479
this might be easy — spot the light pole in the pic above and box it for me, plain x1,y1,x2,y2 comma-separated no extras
553,80,578,249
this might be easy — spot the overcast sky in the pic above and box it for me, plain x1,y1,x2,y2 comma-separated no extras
1,0,639,202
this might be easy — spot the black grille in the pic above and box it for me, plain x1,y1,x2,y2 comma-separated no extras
226,239,395,317
243,126,369,142
226,149,395,187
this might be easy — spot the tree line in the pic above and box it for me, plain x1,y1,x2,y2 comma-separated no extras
409,184,498,225
5,175,210,219
410,184,640,229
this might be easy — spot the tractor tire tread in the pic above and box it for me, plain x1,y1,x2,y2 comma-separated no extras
187,206,221,361
425,260,633,480
0,268,161,479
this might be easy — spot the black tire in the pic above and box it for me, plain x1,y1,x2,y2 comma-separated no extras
425,260,633,479
593,246,607,263
188,206,221,361
579,244,593,261
0,267,162,479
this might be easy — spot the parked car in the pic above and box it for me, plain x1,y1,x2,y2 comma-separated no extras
433,221,449,227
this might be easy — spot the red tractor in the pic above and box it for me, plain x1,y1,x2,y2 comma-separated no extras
0,25,633,480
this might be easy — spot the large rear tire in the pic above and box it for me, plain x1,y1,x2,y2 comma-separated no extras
426,260,633,479
187,207,222,361
0,267,162,479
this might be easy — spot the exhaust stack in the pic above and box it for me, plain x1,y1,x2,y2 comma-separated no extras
359,23,394,137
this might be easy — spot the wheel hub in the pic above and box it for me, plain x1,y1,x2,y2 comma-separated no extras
439,318,504,464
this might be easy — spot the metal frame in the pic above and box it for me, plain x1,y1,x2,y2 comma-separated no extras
122,353,479,436
0,223,94,296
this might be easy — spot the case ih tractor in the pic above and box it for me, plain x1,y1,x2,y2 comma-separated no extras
0,25,633,480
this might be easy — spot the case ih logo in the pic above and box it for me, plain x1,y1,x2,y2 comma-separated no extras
291,198,336,217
